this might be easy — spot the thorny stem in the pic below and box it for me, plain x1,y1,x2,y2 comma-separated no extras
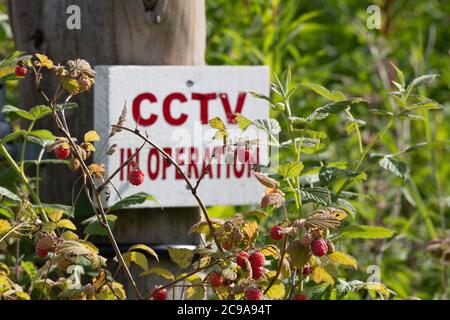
112,125,224,255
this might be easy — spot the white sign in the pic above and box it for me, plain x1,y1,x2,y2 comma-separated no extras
94,66,270,208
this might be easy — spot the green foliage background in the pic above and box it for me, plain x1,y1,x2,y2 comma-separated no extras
1,1,449,299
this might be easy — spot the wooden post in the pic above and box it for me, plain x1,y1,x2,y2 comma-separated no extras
8,0,205,299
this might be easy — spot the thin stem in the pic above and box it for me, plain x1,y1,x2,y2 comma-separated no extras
112,125,224,255
20,120,35,172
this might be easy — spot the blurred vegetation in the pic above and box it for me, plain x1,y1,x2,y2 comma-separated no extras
206,0,449,299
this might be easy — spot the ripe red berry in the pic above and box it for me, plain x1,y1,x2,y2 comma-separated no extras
36,247,48,258
293,293,308,300
222,242,233,251
209,272,224,288
236,251,249,269
311,238,328,257
303,264,312,276
55,146,71,160
152,287,167,300
237,147,253,163
245,288,262,300
249,251,265,268
270,225,284,240
128,163,144,186
15,65,28,77
252,265,264,280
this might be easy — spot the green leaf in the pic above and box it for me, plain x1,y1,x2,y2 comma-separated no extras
48,210,63,222
378,156,407,179
248,90,272,103
308,98,368,122
1,130,26,144
234,113,253,130
300,187,331,206
301,82,346,101
278,162,304,178
82,215,117,236
389,62,405,88
1,105,34,120
167,247,194,269
122,251,148,271
0,186,21,202
109,192,159,211
29,130,56,141
0,204,14,219
28,105,52,120
185,286,205,300
340,225,395,239
55,102,79,111
406,74,439,96
128,244,159,262
254,119,281,135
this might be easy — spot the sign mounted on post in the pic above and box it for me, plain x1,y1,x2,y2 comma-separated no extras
94,66,270,208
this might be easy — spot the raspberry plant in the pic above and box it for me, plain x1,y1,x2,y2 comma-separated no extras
0,52,444,300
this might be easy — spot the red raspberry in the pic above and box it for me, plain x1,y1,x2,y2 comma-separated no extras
249,251,265,268
245,288,262,300
55,146,71,160
293,293,308,300
270,225,284,240
15,65,27,77
252,265,264,280
303,264,312,276
222,242,233,251
311,238,328,257
237,147,253,163
236,251,249,269
36,247,48,258
128,162,144,186
209,272,224,288
152,287,167,300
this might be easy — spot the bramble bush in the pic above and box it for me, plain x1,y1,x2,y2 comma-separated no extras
0,52,444,300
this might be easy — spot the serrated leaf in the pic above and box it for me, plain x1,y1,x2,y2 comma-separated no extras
379,156,407,178
326,251,357,269
260,245,280,258
406,74,439,96
363,282,391,298
234,113,253,130
35,53,54,69
311,266,334,285
48,210,63,222
128,244,159,262
300,187,331,206
1,105,33,120
222,268,237,281
340,225,395,239
254,119,281,135
140,267,174,280
56,219,77,230
308,99,367,121
28,105,52,120
278,162,304,178
167,247,194,269
305,212,341,230
185,286,205,300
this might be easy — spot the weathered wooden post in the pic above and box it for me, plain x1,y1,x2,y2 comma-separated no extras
8,0,205,298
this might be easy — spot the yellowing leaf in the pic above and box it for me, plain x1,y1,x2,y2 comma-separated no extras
327,251,357,269
122,251,148,271
93,270,107,291
364,282,391,298
61,231,79,240
56,219,77,230
188,218,224,235
35,53,54,69
0,219,12,235
140,267,174,280
185,286,205,300
48,210,63,222
260,245,280,258
84,130,100,142
167,247,194,269
209,117,226,130
128,244,159,262
242,220,258,241
88,163,105,178
265,280,285,300
62,78,80,95
311,266,334,285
